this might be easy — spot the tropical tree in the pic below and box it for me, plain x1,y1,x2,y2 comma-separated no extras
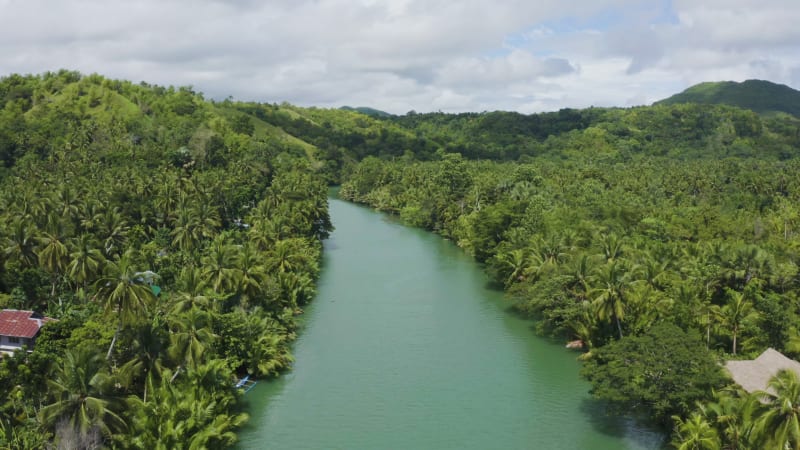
234,242,268,307
67,233,105,289
201,237,236,294
119,316,170,402
97,207,129,257
169,266,212,314
590,261,632,339
493,248,530,287
128,362,247,449
168,307,217,371
582,323,727,425
754,369,800,449
95,250,155,359
698,388,758,450
718,288,758,355
39,348,126,441
671,413,721,450
38,227,69,297
3,219,39,268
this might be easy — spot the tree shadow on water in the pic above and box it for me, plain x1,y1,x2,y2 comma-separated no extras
580,398,669,450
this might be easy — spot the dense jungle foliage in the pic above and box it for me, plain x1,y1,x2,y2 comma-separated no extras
0,71,332,448
340,105,800,447
2,70,800,448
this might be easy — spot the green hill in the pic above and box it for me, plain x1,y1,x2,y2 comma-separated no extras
339,106,394,118
655,79,800,117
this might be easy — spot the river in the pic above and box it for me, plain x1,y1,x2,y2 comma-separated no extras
237,196,665,449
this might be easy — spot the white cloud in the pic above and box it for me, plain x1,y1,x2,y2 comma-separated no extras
0,0,797,113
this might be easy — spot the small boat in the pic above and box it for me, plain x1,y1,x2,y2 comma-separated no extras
235,374,257,393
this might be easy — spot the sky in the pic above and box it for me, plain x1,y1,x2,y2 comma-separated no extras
0,0,798,114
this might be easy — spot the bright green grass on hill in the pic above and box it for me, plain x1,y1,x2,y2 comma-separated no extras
656,79,800,117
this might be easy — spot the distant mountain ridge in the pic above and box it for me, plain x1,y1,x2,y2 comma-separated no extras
339,106,394,118
655,79,800,117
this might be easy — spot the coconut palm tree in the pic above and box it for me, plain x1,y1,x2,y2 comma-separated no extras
38,227,69,297
671,413,721,450
201,237,236,294
168,307,217,371
494,248,530,287
597,232,625,263
590,260,631,339
3,219,38,268
67,233,106,290
754,369,800,449
718,289,758,355
119,317,170,402
95,249,155,359
39,348,127,440
235,242,268,306
169,266,212,314
129,362,247,449
698,388,758,450
97,207,129,257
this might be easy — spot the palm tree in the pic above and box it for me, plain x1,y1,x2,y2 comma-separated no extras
634,252,669,290
15,187,49,225
754,369,800,450
248,218,280,251
597,232,624,262
235,242,268,306
731,244,773,288
671,413,721,450
39,348,127,439
265,238,317,276
718,289,758,355
625,283,672,335
534,234,568,266
97,207,129,257
195,202,221,240
3,219,38,268
170,206,200,252
673,282,717,349
168,307,217,371
265,239,300,274
78,198,104,233
278,271,316,309
698,388,758,450
129,362,247,449
56,185,81,225
38,228,69,297
95,250,155,359
67,233,106,290
590,261,631,339
169,266,212,314
201,237,236,294
494,248,529,287
119,317,170,402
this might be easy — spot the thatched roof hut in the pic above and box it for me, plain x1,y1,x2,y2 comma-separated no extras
725,348,800,393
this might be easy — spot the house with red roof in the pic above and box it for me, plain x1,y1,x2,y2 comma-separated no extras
0,309,54,356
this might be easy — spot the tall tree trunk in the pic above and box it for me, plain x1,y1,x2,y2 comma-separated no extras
107,320,121,360
615,314,623,339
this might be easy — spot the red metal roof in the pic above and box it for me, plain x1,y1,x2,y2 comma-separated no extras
0,310,52,338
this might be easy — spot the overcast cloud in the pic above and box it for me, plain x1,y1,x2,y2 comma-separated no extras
0,0,798,113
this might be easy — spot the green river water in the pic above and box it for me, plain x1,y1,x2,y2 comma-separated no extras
238,197,665,449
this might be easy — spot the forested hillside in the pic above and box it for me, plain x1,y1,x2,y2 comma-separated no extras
0,71,332,448
339,107,800,446
2,70,800,449
656,79,800,117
